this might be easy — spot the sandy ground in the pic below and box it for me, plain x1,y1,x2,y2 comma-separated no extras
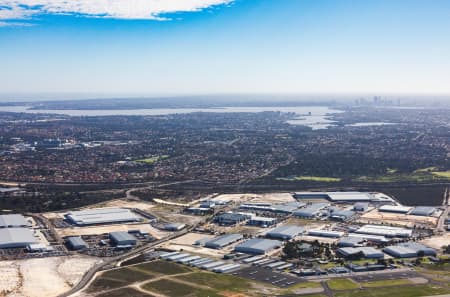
421,234,450,250
212,193,295,204
359,209,437,228
0,256,100,297
158,243,229,257
55,223,169,239
169,232,214,245
92,199,156,212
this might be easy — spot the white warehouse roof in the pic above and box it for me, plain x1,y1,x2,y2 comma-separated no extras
0,214,29,228
355,224,412,238
66,208,141,225
0,228,38,248
378,205,412,213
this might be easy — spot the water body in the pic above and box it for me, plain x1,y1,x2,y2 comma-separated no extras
348,122,398,127
0,105,341,130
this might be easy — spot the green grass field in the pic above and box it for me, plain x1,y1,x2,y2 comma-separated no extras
102,267,155,283
361,279,411,288
142,279,221,297
333,284,450,297
177,271,252,292
135,155,169,164
327,278,360,290
96,287,155,297
133,260,192,275
432,170,450,178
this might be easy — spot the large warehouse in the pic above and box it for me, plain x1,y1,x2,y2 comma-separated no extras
204,234,243,249
293,203,329,218
66,208,142,226
355,224,412,238
0,214,29,228
0,228,38,248
409,206,436,216
378,205,412,214
66,236,89,250
266,225,304,240
383,242,436,258
337,247,384,259
234,238,282,254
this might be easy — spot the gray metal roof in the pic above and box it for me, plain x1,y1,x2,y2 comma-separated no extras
293,203,329,217
0,214,28,228
109,231,136,242
266,225,304,239
0,227,38,248
338,236,364,247
398,242,436,255
234,238,281,254
66,208,141,225
204,233,243,248
409,206,436,216
67,236,88,248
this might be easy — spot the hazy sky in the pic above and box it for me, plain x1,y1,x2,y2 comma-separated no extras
1,0,450,96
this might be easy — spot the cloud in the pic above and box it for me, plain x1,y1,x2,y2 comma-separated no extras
0,0,233,26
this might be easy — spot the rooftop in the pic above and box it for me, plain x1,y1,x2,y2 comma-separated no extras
0,214,29,228
66,208,141,225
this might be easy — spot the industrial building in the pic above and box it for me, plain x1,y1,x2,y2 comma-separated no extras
204,233,243,249
164,223,186,231
27,243,53,253
66,208,141,226
398,242,437,256
215,212,250,225
329,209,355,221
337,236,364,247
0,214,29,228
353,202,369,212
266,225,304,240
109,231,137,247
293,203,329,218
355,224,412,238
272,202,306,214
347,233,389,243
337,247,384,259
0,227,38,248
308,229,344,238
247,216,277,227
409,206,436,216
234,238,282,254
66,236,89,250
378,205,412,214
383,246,418,258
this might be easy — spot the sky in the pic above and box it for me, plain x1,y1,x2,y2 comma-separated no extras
1,0,450,97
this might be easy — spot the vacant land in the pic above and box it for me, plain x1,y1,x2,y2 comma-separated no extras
142,279,221,297
327,278,360,290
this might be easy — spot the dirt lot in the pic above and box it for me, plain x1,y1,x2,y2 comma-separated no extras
168,232,214,246
212,192,295,204
359,209,438,228
0,256,100,297
421,234,450,250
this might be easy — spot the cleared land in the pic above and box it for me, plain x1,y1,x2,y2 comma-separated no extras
0,256,100,297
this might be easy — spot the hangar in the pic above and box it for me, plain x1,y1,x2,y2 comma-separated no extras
234,238,282,254
66,208,141,226
0,228,38,248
